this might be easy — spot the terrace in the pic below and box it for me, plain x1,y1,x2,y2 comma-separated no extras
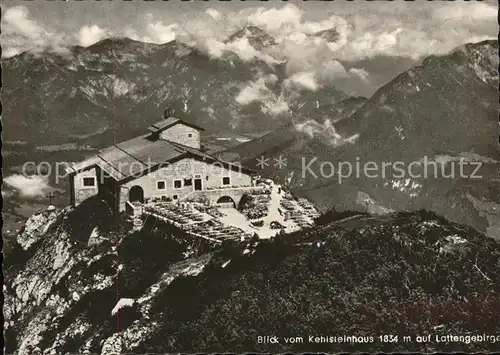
135,181,321,243
280,196,320,228
142,201,252,243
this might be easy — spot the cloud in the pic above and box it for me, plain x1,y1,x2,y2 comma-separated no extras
223,37,278,64
283,59,366,93
205,8,222,21
203,38,226,58
332,3,497,61
168,10,280,63
348,68,370,82
433,2,497,22
2,1,495,97
3,6,47,39
1,7,181,57
2,47,21,58
5,2,494,62
264,97,290,116
4,174,51,198
123,14,178,44
235,74,289,115
226,37,260,61
2,5,68,56
245,4,303,34
284,72,318,91
323,60,350,80
172,12,232,57
78,25,107,47
335,28,404,61
123,27,152,43
236,74,278,105
295,119,359,147
144,13,178,43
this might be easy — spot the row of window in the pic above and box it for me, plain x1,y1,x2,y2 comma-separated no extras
157,176,231,190
157,177,192,190
82,175,232,189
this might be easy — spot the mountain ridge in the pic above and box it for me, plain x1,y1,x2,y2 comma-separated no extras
4,199,500,353
2,26,349,145
220,39,500,238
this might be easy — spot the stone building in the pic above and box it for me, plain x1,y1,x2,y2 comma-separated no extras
68,111,255,212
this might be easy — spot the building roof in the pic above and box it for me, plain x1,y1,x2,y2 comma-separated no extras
69,133,255,181
97,134,187,180
147,116,205,133
64,155,102,175
169,141,253,174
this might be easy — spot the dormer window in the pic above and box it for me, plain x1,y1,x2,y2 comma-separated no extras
146,114,204,149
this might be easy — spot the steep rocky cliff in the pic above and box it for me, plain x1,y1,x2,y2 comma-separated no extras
5,197,500,353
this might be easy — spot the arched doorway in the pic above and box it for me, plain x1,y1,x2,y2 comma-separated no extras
217,196,236,208
129,185,144,203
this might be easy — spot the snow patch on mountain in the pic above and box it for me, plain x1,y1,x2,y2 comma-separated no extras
112,77,136,96
111,298,135,316
384,178,422,198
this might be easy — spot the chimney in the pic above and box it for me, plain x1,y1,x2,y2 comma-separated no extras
164,108,173,119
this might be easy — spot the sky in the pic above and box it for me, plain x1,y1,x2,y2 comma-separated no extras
1,0,498,96
2,0,497,56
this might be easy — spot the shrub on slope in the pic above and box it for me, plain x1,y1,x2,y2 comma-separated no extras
137,211,500,353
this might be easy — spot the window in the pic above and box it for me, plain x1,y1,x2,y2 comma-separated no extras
173,194,178,200
184,178,192,186
83,177,96,187
157,181,166,190
188,133,193,138
173,179,182,189
222,176,231,186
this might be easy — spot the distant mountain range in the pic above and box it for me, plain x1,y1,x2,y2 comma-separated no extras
2,27,498,238
2,26,351,146
337,40,499,162
221,39,500,238
225,25,278,50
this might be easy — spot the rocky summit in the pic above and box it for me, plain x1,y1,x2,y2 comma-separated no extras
4,197,500,354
